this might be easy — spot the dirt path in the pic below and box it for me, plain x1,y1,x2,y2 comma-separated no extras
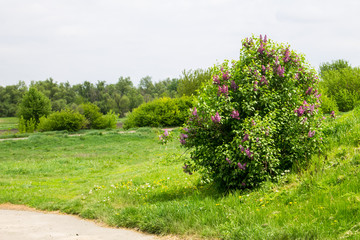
0,204,159,240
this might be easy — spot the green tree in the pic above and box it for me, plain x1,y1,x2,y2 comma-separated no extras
319,59,351,77
177,68,212,97
18,87,52,123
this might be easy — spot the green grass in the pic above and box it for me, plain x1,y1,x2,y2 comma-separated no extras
0,113,360,239
0,117,18,130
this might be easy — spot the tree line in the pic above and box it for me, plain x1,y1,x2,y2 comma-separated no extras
0,68,211,118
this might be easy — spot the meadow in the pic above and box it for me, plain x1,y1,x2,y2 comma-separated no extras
0,110,359,239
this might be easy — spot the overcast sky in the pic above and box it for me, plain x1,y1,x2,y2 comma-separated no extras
1,0,359,87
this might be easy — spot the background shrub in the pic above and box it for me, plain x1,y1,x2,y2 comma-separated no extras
92,110,117,129
18,116,36,133
320,94,338,114
37,109,86,132
18,87,52,123
319,61,360,112
123,96,193,129
181,35,323,189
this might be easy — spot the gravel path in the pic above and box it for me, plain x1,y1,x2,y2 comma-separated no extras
0,205,157,240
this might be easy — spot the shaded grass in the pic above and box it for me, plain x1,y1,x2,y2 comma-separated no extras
0,114,359,239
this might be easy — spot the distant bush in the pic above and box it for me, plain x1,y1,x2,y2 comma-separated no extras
123,97,193,129
77,103,103,128
92,110,117,129
18,116,36,133
18,87,52,123
77,102,117,129
37,109,86,132
320,94,338,114
319,62,360,112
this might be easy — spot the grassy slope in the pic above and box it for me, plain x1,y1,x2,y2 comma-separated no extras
0,111,359,239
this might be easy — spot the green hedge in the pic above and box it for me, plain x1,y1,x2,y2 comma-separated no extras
37,109,86,132
123,97,193,129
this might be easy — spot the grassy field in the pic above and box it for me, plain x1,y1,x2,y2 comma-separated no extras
0,117,18,130
0,111,359,239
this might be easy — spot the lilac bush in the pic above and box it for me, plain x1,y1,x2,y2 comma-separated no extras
180,35,324,189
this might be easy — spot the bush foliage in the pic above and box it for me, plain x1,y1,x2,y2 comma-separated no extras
18,87,52,123
123,97,193,129
320,60,360,112
37,109,86,132
180,35,324,189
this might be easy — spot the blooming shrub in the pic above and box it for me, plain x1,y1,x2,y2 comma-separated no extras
159,129,172,144
181,35,323,189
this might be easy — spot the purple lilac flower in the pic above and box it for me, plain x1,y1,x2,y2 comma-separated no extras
308,105,315,115
295,106,305,117
308,130,315,138
230,110,240,120
163,129,169,137
260,76,268,85
242,134,249,142
264,35,267,43
192,107,197,116
331,111,336,118
276,65,285,77
239,144,245,152
223,71,230,81
218,85,229,97
231,80,238,90
301,117,308,124
241,182,246,186
251,120,256,126
226,158,232,165
262,65,266,73
179,133,188,145
238,162,247,170
213,75,220,85
211,112,221,123
305,87,313,95
295,73,299,80
283,48,290,62
245,148,253,159
256,137,259,142
258,43,265,54
183,127,189,132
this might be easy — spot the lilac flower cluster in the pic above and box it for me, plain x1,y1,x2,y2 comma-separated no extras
179,133,188,145
231,80,238,90
230,110,240,120
257,34,267,54
283,48,290,63
275,65,285,77
238,162,246,170
294,101,317,117
308,130,315,138
211,112,221,123
159,129,170,144
213,75,220,85
218,85,229,97
243,37,254,48
241,134,249,142
330,111,336,118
